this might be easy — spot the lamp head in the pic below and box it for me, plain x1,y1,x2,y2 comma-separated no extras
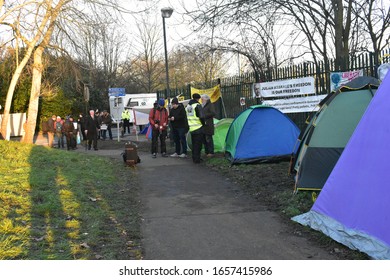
161,7,174,18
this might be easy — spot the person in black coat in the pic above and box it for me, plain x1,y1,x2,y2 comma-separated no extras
101,110,113,140
84,109,100,150
201,94,216,156
63,116,77,150
168,98,189,157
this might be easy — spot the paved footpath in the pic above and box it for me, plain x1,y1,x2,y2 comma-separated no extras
136,151,335,260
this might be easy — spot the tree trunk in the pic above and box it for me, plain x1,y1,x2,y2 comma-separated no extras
0,47,35,140
19,1,64,143
22,48,44,144
333,0,352,71
333,0,344,70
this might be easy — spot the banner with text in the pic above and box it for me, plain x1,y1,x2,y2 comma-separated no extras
263,95,327,113
253,77,315,98
191,85,221,103
330,70,363,91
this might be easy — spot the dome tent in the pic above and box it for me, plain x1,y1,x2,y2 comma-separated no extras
225,105,300,164
213,118,233,153
291,76,380,191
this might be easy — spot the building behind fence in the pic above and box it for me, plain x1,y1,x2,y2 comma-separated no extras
158,50,389,130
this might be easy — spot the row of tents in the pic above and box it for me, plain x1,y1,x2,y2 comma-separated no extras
201,74,389,259
292,73,390,260
209,76,379,170
140,71,389,258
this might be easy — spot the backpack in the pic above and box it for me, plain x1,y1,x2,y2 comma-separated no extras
56,121,62,132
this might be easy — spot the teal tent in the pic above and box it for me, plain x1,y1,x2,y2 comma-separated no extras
291,76,380,191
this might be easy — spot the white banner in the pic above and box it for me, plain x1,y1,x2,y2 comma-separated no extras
133,108,151,125
263,95,327,113
253,77,315,98
0,112,27,139
330,70,363,91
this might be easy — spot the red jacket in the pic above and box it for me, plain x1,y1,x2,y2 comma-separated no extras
149,107,169,130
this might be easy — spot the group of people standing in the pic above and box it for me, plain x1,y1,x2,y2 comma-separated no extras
46,109,113,151
149,93,215,164
46,114,80,150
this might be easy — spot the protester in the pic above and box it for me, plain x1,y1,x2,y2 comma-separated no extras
101,110,113,140
47,114,56,148
149,98,169,158
95,110,102,139
201,94,216,157
78,113,86,143
186,93,205,163
63,116,77,150
122,108,131,135
169,97,189,158
84,109,100,150
55,116,65,148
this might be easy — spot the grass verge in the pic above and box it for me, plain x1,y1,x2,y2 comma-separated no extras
0,140,141,260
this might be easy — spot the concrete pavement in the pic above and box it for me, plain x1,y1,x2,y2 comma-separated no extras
137,152,335,260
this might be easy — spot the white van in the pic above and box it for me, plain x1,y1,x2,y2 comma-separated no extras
109,93,157,124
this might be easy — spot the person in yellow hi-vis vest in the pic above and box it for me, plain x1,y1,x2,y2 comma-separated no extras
121,108,131,135
186,93,205,164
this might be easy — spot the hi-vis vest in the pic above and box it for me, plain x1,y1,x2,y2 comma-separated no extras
122,110,130,120
186,103,202,132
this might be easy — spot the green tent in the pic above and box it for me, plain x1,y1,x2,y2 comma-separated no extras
292,76,380,191
213,118,233,152
186,118,233,152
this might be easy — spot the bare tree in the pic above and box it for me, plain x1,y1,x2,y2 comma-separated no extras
1,0,132,142
1,0,55,140
182,0,388,73
127,17,164,93
354,0,390,57
178,43,228,85
182,0,279,73
23,0,68,144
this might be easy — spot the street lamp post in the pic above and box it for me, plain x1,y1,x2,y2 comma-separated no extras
161,7,173,100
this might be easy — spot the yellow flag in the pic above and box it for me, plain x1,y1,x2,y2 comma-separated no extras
190,85,221,103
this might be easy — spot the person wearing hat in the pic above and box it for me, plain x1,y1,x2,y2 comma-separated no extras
168,97,189,158
186,93,205,163
149,98,169,158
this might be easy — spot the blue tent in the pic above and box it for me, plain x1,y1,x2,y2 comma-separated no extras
225,105,300,164
292,72,390,259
